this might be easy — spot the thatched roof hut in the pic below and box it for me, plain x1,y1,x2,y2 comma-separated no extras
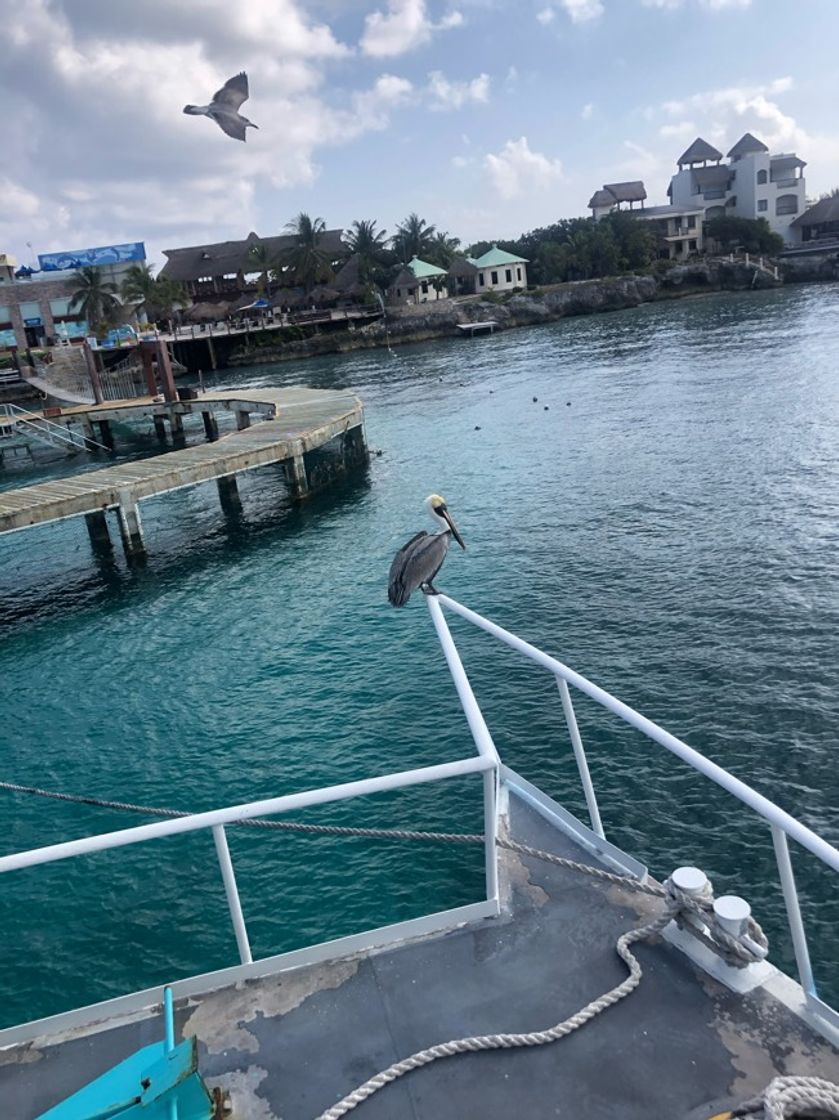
309,285,340,307
184,301,227,322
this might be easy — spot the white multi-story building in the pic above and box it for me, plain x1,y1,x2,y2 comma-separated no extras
668,133,806,244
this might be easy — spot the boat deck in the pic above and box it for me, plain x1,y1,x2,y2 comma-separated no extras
2,789,837,1120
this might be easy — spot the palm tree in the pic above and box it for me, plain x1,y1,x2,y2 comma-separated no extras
279,212,333,292
153,276,188,320
120,264,186,323
427,231,461,269
392,213,437,264
343,219,389,281
247,242,273,295
69,267,120,332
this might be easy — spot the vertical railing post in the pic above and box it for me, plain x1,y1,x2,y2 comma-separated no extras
555,676,605,839
771,825,816,995
427,595,500,908
212,824,253,965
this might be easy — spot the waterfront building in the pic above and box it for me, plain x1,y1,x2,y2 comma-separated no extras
587,181,647,220
788,194,839,248
0,242,145,350
469,245,529,292
668,132,806,244
387,256,448,304
160,229,345,303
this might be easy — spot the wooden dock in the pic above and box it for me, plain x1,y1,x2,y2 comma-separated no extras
0,387,365,559
457,321,497,337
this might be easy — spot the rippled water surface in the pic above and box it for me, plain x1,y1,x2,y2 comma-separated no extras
2,283,839,1027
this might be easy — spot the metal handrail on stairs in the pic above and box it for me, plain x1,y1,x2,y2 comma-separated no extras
0,403,109,454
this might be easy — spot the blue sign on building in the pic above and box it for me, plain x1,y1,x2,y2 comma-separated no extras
38,242,146,272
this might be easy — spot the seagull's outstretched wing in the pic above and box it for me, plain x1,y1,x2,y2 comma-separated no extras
214,113,250,142
212,72,249,111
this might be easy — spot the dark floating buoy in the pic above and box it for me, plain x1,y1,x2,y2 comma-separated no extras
544,405,549,411
566,401,571,406
375,449,383,457
474,425,482,431
532,396,538,403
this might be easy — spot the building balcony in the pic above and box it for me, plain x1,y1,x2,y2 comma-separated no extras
771,177,799,189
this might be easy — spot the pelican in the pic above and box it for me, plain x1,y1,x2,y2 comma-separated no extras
183,72,258,142
388,495,466,607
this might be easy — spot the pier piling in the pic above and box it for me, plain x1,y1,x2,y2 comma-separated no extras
202,411,219,442
153,417,167,442
217,474,243,516
287,453,309,499
234,409,251,431
170,412,184,437
85,510,112,554
117,494,145,558
97,420,114,451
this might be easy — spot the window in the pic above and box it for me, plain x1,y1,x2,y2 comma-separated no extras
505,269,512,283
757,199,768,212
50,298,72,316
421,281,428,294
689,239,697,252
19,301,41,320
757,170,768,185
491,271,498,285
776,194,799,216
706,206,726,221
516,267,522,281
396,288,401,297
479,273,485,286
687,216,696,229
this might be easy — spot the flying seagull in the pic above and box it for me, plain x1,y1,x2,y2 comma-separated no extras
183,72,258,142
388,495,466,607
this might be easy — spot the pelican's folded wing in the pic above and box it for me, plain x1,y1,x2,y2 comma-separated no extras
388,531,428,606
212,72,249,110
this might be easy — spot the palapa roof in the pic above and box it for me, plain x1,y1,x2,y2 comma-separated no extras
161,229,345,282
603,180,647,203
472,244,529,268
448,255,479,277
588,188,617,209
727,132,769,159
333,253,363,291
678,137,723,165
693,165,733,190
407,256,447,279
388,266,418,291
791,195,839,228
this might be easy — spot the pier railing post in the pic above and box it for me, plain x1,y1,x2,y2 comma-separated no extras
771,825,816,995
556,676,605,840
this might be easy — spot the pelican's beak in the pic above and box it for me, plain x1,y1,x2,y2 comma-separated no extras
442,509,466,550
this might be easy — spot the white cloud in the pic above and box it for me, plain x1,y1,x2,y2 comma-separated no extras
658,119,696,139
559,0,604,22
484,136,563,199
427,71,490,110
581,102,594,120
360,0,464,57
451,154,470,168
643,0,751,8
536,7,556,23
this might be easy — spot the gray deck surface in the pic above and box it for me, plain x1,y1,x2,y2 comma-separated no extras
2,795,838,1119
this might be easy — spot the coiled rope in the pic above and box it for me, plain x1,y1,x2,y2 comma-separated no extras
731,1075,839,1119
0,779,784,1118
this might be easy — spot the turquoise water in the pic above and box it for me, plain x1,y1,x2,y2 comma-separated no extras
2,283,839,1027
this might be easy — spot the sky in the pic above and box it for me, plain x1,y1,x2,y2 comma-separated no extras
3,0,839,271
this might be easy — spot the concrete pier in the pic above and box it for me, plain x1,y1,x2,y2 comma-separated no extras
0,388,365,562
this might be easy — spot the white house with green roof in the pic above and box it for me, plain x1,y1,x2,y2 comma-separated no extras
470,245,528,292
387,256,448,305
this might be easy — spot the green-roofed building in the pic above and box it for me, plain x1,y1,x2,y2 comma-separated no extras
469,244,529,293
387,256,449,305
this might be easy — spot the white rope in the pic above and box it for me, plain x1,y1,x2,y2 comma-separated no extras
315,905,677,1120
733,1075,839,1118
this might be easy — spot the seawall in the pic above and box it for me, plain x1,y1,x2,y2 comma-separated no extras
227,259,781,367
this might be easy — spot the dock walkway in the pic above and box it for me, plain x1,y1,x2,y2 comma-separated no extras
0,387,364,558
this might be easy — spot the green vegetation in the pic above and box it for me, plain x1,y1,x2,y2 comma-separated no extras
468,212,657,285
69,266,120,331
277,212,334,292
121,263,187,323
704,216,783,255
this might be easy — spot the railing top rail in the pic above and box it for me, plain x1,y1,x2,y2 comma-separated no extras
437,594,839,876
0,755,493,876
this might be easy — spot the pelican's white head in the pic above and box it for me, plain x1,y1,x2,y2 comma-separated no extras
424,494,465,549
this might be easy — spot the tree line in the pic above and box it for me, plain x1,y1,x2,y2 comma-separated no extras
68,207,788,332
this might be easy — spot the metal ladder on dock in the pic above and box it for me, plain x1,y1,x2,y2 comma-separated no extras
0,403,108,454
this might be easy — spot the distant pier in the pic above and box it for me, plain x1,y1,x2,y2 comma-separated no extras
0,387,365,560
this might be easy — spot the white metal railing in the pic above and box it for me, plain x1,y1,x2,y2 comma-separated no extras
429,594,839,1029
0,402,107,453
1,595,837,1037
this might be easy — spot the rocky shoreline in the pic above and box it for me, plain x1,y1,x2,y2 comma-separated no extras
227,259,782,367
